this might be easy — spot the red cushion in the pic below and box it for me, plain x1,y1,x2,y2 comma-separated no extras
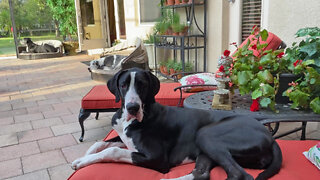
68,130,320,180
233,32,282,58
81,83,194,109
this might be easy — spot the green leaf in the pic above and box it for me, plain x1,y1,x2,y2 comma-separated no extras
300,42,318,57
257,70,273,83
237,71,253,85
310,78,316,84
260,98,271,108
310,97,320,114
303,59,315,66
260,53,272,65
287,90,310,108
260,29,269,41
251,78,261,89
261,84,275,96
252,89,263,99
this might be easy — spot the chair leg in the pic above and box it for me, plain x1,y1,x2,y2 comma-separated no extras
95,112,99,120
78,108,91,142
301,122,307,140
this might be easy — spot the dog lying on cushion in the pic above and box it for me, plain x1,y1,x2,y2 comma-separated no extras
72,68,282,180
24,38,58,53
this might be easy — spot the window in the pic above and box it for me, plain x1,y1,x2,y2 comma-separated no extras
242,0,262,42
139,0,161,23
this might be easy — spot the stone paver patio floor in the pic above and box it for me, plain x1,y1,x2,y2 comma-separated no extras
0,55,319,179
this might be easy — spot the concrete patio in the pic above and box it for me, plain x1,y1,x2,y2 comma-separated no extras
0,55,319,180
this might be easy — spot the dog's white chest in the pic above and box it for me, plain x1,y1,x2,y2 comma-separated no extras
113,117,138,152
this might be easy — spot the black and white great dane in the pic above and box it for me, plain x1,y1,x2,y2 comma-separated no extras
72,68,282,180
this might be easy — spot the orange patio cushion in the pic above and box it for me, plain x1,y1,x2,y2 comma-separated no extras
81,83,194,109
68,130,320,180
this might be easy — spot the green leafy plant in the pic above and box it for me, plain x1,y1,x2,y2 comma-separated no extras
185,62,194,72
143,34,160,44
230,28,290,111
46,0,77,41
285,27,320,73
173,62,183,71
166,59,176,69
283,27,320,114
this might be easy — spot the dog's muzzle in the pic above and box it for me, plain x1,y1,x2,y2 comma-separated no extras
126,102,140,116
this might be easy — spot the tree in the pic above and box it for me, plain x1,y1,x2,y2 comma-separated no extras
0,0,11,36
46,0,77,40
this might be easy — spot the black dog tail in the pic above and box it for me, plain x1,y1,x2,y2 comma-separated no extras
256,141,282,180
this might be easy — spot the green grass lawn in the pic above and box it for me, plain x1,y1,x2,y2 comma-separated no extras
0,35,78,55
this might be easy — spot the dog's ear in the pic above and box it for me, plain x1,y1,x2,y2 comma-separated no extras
107,70,126,103
146,71,160,103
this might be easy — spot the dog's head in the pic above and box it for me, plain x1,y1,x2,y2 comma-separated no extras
23,38,33,45
107,68,160,122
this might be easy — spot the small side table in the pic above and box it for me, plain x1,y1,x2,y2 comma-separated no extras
183,91,320,140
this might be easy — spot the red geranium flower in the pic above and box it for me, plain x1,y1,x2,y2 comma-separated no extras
252,44,257,50
276,52,285,58
252,25,257,30
258,66,263,70
223,50,231,57
293,60,303,67
250,98,260,112
219,65,225,72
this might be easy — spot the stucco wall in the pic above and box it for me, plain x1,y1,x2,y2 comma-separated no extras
263,0,320,47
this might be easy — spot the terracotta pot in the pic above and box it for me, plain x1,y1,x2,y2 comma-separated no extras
179,26,188,36
172,32,179,36
165,27,173,35
160,65,165,74
169,68,176,75
176,70,182,79
163,66,169,75
167,0,174,5
181,0,188,4
175,0,180,5
188,0,193,4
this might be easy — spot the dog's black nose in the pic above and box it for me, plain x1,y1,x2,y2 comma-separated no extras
126,103,140,115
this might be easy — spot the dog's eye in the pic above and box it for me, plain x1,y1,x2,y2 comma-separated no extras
121,84,127,89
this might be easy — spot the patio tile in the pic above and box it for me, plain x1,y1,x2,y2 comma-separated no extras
61,141,95,163
17,127,54,143
0,133,18,148
51,122,81,136
0,141,40,162
26,104,53,114
22,150,66,173
37,98,62,106
5,169,50,180
0,102,12,111
48,163,74,180
0,108,28,118
60,114,78,124
11,101,37,110
84,117,111,130
23,95,46,102
0,158,22,179
72,127,109,143
38,134,77,152
14,113,44,123
31,117,63,129
0,116,14,126
0,122,32,136
42,108,72,119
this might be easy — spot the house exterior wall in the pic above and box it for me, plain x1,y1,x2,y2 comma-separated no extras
262,0,320,47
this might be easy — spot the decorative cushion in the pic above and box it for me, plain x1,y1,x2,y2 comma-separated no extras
81,83,194,109
68,130,320,180
303,142,320,170
179,73,217,93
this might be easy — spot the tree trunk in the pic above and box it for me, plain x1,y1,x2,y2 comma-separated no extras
54,20,60,37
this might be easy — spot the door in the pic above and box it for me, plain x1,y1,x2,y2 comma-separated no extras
76,0,111,50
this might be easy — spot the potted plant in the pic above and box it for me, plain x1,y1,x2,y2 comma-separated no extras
159,61,168,75
175,0,180,5
185,62,194,72
167,59,176,75
167,0,175,6
230,27,291,112
283,27,320,114
173,62,183,79
171,13,181,36
144,34,160,69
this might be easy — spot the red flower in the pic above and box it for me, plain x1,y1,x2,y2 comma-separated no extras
252,25,257,30
276,52,285,58
293,60,303,67
252,44,257,50
250,99,260,112
258,66,263,70
230,42,237,45
219,65,225,72
223,50,231,57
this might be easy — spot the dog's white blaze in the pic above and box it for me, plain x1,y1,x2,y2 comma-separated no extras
181,157,194,165
113,116,138,152
123,72,143,122
160,174,194,180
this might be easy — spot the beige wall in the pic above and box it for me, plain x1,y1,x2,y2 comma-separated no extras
123,0,154,40
262,0,320,47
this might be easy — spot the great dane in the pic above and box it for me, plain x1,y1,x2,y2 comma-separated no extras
23,38,57,53
72,68,282,180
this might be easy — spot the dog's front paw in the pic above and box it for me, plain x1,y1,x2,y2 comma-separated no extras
71,156,92,170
